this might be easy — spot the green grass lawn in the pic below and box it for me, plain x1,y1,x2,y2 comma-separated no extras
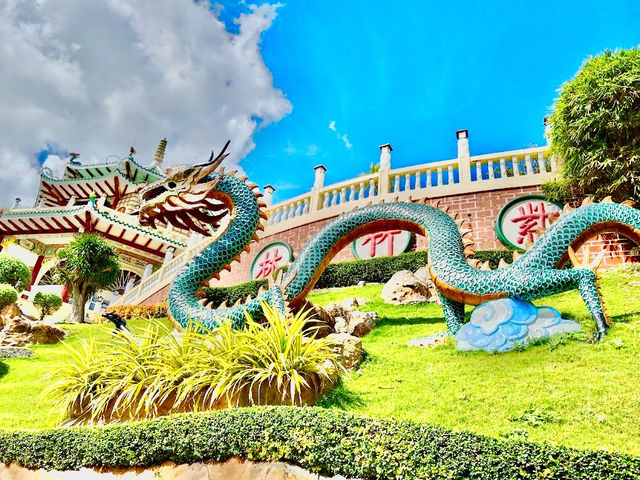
308,265,640,455
0,318,172,430
1,267,640,456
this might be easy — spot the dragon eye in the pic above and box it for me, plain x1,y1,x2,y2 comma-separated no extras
167,181,177,189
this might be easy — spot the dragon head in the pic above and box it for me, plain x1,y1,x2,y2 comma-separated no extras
138,141,232,236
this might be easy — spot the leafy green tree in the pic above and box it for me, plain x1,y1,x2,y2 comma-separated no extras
543,48,640,203
0,255,31,291
33,292,63,321
56,234,120,323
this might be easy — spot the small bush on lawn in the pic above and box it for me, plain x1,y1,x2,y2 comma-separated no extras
0,284,18,309
0,406,638,479
33,292,63,321
39,302,341,424
0,255,30,291
104,303,168,321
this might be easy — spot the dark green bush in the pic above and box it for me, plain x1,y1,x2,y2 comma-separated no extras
314,251,430,288
473,249,514,269
201,279,268,307
0,283,18,309
0,407,637,478
0,255,30,291
201,249,514,303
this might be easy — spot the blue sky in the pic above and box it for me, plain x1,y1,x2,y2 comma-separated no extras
220,1,640,203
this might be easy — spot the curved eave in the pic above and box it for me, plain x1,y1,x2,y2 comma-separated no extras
0,206,186,258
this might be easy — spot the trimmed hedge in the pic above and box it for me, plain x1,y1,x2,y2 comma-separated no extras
0,283,17,309
201,249,514,303
0,407,638,478
201,279,268,307
0,255,30,291
315,250,429,288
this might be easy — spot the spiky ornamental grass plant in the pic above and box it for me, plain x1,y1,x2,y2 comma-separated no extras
39,302,342,425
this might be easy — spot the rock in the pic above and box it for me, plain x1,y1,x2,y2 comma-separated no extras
407,332,449,348
324,302,349,319
381,270,432,305
348,310,378,337
327,333,363,371
298,301,334,338
324,299,377,337
413,266,440,303
0,305,67,347
339,297,370,310
0,346,34,358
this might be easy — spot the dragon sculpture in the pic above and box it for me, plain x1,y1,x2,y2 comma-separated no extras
139,143,640,340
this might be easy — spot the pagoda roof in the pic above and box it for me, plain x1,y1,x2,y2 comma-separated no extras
62,156,164,183
37,156,165,207
0,203,187,261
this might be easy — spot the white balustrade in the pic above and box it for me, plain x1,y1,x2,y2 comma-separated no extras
261,146,557,232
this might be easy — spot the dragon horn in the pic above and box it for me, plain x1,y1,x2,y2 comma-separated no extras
193,140,231,182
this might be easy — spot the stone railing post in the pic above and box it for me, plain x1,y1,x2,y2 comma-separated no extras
262,185,275,207
310,165,326,212
456,129,471,184
378,143,392,196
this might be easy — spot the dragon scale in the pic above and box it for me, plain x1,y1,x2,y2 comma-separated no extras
139,152,640,339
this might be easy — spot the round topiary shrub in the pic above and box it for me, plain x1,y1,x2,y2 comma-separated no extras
0,255,31,291
0,283,18,309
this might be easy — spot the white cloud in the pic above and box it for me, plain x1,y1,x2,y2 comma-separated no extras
0,0,291,207
305,145,319,156
327,120,352,149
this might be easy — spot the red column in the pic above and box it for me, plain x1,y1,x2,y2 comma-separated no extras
61,284,69,303
26,255,45,292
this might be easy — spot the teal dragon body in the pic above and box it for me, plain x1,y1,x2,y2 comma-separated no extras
139,147,640,340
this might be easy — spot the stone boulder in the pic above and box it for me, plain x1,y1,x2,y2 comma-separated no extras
327,333,363,371
0,305,67,347
381,270,438,305
323,298,378,337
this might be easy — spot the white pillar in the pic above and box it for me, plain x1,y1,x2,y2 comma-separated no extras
97,196,106,208
262,185,275,207
164,247,175,264
378,143,392,196
456,130,471,183
10,198,21,211
67,196,76,207
310,165,326,212
123,277,136,294
142,264,153,279
313,164,326,189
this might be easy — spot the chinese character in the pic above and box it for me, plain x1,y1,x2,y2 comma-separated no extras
511,202,558,245
255,248,283,279
361,230,402,258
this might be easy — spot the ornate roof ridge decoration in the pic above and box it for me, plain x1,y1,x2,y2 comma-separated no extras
0,203,187,249
92,207,187,248
60,155,166,184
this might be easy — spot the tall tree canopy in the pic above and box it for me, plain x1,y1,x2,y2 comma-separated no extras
57,234,119,323
543,48,640,203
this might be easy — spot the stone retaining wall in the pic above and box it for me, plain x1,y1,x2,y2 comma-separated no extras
0,458,356,480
